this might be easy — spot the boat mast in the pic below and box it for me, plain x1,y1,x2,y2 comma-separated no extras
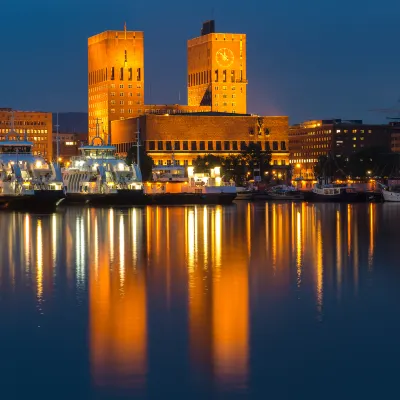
136,117,140,169
55,112,60,165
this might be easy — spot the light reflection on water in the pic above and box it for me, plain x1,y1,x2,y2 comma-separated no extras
2,203,400,399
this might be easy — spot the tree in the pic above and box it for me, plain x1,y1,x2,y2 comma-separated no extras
126,145,154,181
192,154,224,173
242,142,271,178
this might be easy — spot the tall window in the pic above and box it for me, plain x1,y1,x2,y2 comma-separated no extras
216,141,222,151
191,141,197,150
199,141,205,150
224,141,230,151
128,68,133,81
120,68,124,80
223,70,227,82
183,141,188,150
281,141,286,150
273,141,278,150
111,67,115,80
166,141,172,150
137,68,141,81
215,70,219,82
157,141,163,150
231,70,235,82
174,141,180,150
232,141,238,150
208,141,213,150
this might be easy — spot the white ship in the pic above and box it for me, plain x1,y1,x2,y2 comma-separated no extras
62,121,145,205
0,118,64,211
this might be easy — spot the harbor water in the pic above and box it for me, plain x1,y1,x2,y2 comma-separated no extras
1,202,400,399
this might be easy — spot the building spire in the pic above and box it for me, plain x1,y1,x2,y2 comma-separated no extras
124,22,127,39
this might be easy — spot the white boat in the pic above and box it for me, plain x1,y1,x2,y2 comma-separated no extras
0,119,64,211
382,187,400,202
62,121,145,205
145,164,237,204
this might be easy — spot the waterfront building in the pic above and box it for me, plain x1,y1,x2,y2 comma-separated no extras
390,122,400,152
88,26,144,141
111,113,289,167
52,132,88,163
289,119,393,179
0,108,53,160
188,20,247,114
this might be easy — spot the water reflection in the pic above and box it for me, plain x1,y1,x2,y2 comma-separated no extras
1,203,397,398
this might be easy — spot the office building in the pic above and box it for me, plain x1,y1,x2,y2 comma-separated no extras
0,108,53,160
289,119,393,179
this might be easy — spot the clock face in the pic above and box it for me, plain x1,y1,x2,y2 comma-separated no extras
216,48,234,68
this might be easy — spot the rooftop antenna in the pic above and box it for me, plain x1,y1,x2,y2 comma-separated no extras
124,21,127,40
178,91,181,103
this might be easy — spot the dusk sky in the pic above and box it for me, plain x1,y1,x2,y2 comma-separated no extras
1,0,400,124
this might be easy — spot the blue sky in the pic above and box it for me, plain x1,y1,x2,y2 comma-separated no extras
1,0,400,123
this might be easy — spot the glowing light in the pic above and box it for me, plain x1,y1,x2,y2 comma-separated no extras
187,166,194,177
36,219,43,303
118,162,124,171
35,161,42,168
119,215,125,291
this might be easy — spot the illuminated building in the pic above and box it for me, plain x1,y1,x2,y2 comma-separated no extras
0,108,53,160
390,122,400,152
111,113,289,167
187,20,247,114
52,132,88,162
88,26,144,141
289,119,393,180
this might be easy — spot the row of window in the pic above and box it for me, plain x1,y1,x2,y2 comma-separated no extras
152,159,286,166
110,109,138,114
0,129,48,134
188,70,244,87
110,92,141,97
89,67,142,85
0,120,48,126
147,140,287,152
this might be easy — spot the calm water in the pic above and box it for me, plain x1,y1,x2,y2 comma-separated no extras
1,202,400,399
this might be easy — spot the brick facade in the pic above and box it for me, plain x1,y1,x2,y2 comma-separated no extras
0,108,53,160
111,113,289,166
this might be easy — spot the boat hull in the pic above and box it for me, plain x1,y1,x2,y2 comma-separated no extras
64,189,147,206
0,190,65,212
148,192,237,205
302,190,367,203
382,189,400,202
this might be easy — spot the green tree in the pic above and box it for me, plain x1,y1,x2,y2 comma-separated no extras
192,154,224,173
126,145,154,181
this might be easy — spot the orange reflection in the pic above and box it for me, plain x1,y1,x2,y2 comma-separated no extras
90,210,147,391
316,219,323,319
368,203,375,270
36,219,43,302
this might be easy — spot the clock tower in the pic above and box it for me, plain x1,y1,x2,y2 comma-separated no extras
187,21,247,114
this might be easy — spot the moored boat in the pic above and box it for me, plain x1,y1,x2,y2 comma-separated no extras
0,122,64,211
381,186,400,202
145,164,236,205
303,183,367,202
62,121,146,206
